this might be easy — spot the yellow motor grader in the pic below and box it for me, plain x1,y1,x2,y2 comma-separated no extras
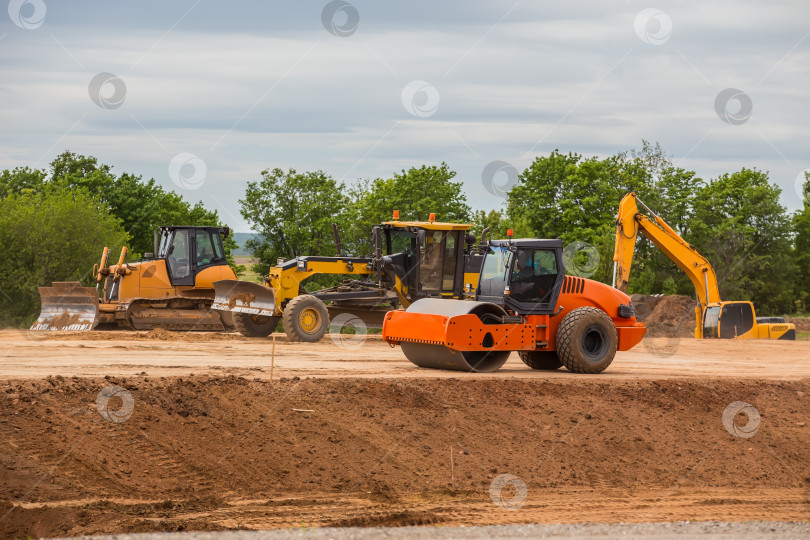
212,214,487,341
32,226,237,331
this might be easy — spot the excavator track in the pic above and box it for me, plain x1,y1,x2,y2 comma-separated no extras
396,298,512,373
115,297,232,331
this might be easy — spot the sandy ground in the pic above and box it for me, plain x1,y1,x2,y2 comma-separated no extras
1,329,809,380
0,329,808,538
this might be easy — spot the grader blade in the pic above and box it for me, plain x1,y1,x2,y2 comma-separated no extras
211,280,276,317
31,282,100,331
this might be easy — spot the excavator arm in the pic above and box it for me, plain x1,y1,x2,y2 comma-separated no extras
613,193,721,307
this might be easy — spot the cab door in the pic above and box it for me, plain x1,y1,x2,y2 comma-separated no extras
718,302,755,339
192,229,231,288
162,229,194,286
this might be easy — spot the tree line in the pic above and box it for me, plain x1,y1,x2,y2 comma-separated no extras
1,144,808,327
241,141,808,316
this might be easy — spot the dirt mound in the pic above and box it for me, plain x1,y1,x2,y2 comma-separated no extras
27,329,268,342
643,295,697,337
786,316,810,332
1,376,808,536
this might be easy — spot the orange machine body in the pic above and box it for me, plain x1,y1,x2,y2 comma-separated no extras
384,275,646,353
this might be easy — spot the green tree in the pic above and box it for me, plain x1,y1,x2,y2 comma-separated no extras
240,168,349,276
792,173,810,312
0,166,47,196
471,209,510,240
507,144,702,289
0,186,128,327
506,150,623,283
1,152,240,271
688,168,795,314
48,152,232,257
345,163,471,254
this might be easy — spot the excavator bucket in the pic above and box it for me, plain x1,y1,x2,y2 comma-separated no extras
31,282,100,331
383,298,517,373
211,280,276,317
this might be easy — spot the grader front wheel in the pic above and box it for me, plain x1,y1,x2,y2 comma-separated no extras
233,312,279,337
282,295,330,342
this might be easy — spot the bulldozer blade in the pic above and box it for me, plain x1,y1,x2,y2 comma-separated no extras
211,280,276,317
31,282,100,331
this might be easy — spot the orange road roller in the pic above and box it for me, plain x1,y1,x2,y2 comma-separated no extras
382,237,646,373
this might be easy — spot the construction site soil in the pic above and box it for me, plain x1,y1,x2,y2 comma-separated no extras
0,329,808,538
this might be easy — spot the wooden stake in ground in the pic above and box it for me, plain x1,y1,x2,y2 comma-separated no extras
450,445,455,486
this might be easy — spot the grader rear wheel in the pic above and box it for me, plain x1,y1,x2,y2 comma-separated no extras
282,295,330,342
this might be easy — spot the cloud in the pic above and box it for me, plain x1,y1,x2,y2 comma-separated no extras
1,0,808,230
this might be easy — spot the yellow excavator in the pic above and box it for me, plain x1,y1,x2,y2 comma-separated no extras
613,193,795,340
212,213,487,341
32,226,238,331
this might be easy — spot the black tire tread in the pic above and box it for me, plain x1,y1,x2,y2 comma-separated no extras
518,350,563,370
282,295,329,343
556,306,617,374
233,312,279,337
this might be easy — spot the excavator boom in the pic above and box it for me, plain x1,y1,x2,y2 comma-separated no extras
613,193,720,306
613,192,794,340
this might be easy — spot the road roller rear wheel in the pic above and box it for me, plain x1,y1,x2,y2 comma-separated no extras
233,312,279,337
556,307,617,374
283,295,329,342
519,350,563,370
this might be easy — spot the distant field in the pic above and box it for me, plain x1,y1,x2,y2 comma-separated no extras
233,256,261,282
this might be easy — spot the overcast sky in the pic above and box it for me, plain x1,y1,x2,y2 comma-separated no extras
1,0,808,231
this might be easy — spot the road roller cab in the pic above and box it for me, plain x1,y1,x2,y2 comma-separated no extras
382,237,646,374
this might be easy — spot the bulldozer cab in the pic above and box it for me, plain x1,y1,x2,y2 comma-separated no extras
477,239,565,315
155,226,229,286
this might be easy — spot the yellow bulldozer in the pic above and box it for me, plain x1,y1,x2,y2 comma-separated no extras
212,213,487,341
613,193,795,340
32,226,238,331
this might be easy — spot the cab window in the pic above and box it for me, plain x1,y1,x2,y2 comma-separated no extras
478,246,510,298
719,302,754,339
703,306,720,338
510,249,558,303
388,230,416,255
419,231,444,293
441,233,456,292
167,230,190,279
195,230,223,267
